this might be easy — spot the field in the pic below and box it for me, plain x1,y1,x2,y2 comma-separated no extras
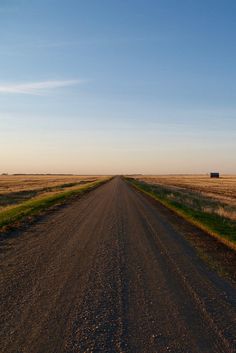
0,175,103,208
0,175,109,231
134,175,236,203
127,175,236,247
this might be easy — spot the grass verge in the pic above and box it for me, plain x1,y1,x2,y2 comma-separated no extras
0,178,110,232
126,178,236,251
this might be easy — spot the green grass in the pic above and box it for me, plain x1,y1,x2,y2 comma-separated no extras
0,178,110,231
126,178,236,250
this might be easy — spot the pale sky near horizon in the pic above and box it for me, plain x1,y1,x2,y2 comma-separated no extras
0,0,236,174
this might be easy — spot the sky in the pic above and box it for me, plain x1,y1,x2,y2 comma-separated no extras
0,0,236,174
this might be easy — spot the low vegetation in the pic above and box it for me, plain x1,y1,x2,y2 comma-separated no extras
0,175,100,208
0,177,110,232
126,176,236,249
133,175,236,203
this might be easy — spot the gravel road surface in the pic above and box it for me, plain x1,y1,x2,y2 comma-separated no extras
0,177,236,353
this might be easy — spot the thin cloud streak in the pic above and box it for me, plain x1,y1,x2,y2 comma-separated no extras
0,80,83,95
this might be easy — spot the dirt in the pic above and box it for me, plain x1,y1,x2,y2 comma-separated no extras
0,177,236,353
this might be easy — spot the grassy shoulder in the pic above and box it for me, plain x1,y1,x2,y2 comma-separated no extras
126,178,236,251
0,178,110,232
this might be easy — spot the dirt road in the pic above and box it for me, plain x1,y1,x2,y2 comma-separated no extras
1,177,236,353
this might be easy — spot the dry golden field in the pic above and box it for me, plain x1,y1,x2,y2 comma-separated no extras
0,175,103,208
133,175,236,204
0,175,101,193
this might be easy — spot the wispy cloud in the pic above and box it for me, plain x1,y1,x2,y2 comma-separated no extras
0,80,82,95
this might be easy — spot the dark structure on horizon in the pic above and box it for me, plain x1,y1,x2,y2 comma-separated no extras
210,172,220,178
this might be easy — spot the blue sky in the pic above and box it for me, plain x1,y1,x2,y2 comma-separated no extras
0,0,235,174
